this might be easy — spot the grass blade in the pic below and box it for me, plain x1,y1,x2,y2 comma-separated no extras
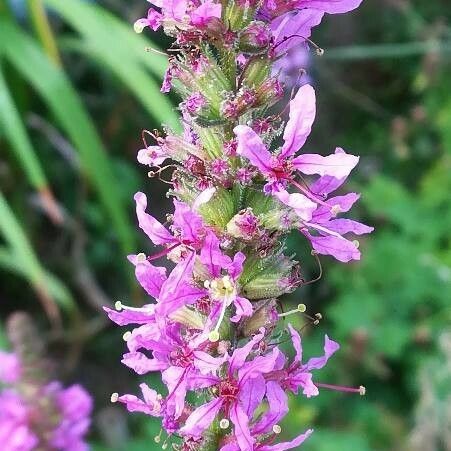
0,63,62,223
43,0,179,130
0,191,74,320
0,20,135,254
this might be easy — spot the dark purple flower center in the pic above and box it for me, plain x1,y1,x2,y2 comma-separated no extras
170,347,194,368
218,378,239,400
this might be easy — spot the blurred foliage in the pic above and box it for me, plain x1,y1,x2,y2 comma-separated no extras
0,0,451,450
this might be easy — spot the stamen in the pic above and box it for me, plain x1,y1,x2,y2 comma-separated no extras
316,383,366,396
114,301,153,313
123,331,132,341
272,424,282,434
220,418,230,429
110,393,119,403
146,243,181,262
154,429,163,444
278,303,306,317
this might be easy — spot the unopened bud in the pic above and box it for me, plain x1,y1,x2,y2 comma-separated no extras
239,21,271,53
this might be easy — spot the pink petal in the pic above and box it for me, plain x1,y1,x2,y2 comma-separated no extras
273,188,317,221
292,149,359,178
200,231,232,278
230,401,254,451
121,351,167,374
271,10,324,54
190,0,222,27
280,84,316,158
0,352,21,383
287,324,302,362
300,0,363,13
193,351,227,375
179,398,223,436
158,252,205,315
128,255,167,298
240,375,266,418
231,296,253,323
234,125,274,175
137,146,167,167
252,381,288,435
305,335,340,370
134,192,174,245
173,200,204,244
306,233,361,262
321,218,374,235
103,304,155,326
259,428,314,451
162,366,188,418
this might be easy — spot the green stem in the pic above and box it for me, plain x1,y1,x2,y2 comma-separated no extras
27,0,62,67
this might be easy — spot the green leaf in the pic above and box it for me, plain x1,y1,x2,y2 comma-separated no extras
43,0,179,130
0,193,74,310
0,21,135,254
0,64,47,190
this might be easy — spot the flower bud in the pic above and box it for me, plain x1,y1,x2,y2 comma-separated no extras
240,253,299,299
226,208,260,240
241,299,278,337
239,22,272,54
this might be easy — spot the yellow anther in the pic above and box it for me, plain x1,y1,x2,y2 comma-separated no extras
134,21,145,33
209,330,220,342
137,252,147,262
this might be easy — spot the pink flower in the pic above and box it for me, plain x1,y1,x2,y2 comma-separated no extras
181,331,279,450
0,352,21,384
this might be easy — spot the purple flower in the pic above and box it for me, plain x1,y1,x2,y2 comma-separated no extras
0,352,21,384
51,384,93,451
0,376,92,451
0,390,38,451
180,331,279,450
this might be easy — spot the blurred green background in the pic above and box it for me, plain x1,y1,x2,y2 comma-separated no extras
0,0,450,450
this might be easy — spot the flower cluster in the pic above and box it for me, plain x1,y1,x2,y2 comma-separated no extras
108,1,370,450
0,312,92,451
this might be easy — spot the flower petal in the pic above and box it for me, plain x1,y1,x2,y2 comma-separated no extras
234,125,274,175
230,401,254,451
134,192,174,245
179,398,223,437
292,149,359,179
305,233,361,262
305,335,340,370
280,84,316,158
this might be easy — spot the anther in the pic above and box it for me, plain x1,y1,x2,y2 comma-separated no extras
316,47,325,56
110,393,119,403
154,430,163,443
115,301,123,311
353,240,360,248
220,418,230,429
273,424,282,434
209,330,220,342
137,253,147,262
359,386,366,396
123,331,132,341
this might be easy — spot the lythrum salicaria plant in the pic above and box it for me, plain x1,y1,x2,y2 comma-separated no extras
107,0,372,449
0,312,92,451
